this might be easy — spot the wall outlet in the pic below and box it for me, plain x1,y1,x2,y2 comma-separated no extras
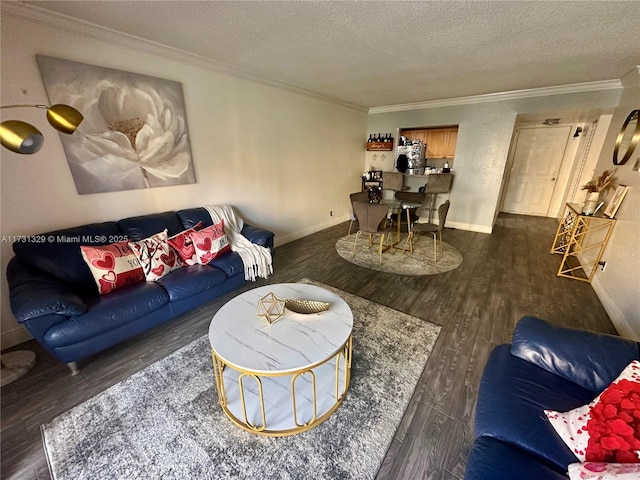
329,210,333,217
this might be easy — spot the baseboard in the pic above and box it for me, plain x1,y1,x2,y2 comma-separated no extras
445,220,493,234
275,215,351,246
1,325,33,351
591,277,634,338
275,216,491,246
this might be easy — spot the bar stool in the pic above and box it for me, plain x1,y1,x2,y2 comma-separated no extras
422,174,454,222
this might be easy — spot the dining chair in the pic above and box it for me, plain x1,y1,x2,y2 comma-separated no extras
403,200,451,261
347,191,370,235
381,171,405,227
351,201,394,265
394,190,426,229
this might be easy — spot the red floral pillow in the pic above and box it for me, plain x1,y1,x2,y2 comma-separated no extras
167,221,203,266
80,241,145,294
545,360,640,463
128,230,181,281
188,220,230,265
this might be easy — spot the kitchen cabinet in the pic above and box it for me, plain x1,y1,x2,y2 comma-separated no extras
426,128,457,159
446,129,457,156
404,129,427,145
400,126,458,159
401,129,414,141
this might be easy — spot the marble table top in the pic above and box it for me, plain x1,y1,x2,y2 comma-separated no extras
209,283,353,374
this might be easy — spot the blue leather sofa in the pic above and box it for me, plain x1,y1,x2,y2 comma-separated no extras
465,316,640,480
6,206,274,374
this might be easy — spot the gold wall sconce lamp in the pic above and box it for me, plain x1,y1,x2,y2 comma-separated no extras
0,103,84,154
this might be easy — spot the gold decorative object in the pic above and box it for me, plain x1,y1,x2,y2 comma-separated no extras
0,104,84,154
550,203,616,283
256,292,285,325
613,109,639,166
284,299,330,314
581,169,617,195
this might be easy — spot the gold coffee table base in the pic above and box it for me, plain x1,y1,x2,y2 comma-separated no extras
211,336,352,436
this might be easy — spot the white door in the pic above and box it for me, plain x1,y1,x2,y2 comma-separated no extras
502,126,571,216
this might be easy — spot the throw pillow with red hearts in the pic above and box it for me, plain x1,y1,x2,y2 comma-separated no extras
128,230,181,281
167,221,203,266
189,220,230,265
545,360,640,463
80,241,145,294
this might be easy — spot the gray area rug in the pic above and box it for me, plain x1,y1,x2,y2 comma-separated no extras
336,234,463,275
42,279,441,480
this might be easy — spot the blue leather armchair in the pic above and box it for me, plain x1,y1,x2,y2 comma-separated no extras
465,316,640,479
6,206,274,374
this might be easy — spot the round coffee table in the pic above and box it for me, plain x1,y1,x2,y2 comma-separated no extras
208,283,353,436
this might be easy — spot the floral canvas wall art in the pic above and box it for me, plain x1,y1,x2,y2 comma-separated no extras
36,55,196,194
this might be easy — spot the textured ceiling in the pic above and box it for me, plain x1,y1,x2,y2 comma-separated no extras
21,0,640,109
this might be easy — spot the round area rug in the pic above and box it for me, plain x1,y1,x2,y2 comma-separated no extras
335,235,463,275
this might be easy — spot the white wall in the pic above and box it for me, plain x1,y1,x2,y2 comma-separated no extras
0,15,366,348
591,68,640,340
367,91,623,234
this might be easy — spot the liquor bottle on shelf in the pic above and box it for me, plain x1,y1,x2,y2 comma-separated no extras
367,134,373,143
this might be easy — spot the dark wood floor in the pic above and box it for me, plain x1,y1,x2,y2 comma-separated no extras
1,213,617,480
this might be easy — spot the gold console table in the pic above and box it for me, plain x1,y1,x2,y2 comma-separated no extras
550,203,616,283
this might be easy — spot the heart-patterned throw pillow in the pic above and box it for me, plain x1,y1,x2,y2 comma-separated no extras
545,360,640,463
167,222,203,266
188,220,230,265
128,229,181,282
80,241,145,294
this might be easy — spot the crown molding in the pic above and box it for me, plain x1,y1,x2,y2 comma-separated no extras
368,79,623,114
620,65,640,88
2,2,369,113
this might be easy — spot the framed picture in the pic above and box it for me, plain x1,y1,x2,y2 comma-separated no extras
37,55,196,194
604,185,630,218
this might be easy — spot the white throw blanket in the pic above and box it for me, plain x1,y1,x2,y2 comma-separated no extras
204,205,273,282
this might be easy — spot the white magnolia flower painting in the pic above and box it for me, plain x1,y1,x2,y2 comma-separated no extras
37,55,196,194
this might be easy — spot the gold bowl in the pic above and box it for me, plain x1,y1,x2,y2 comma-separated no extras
285,299,330,314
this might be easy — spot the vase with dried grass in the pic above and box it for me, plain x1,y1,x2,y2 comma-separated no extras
581,169,617,215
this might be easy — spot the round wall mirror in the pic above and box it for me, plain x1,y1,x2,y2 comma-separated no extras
613,109,640,165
